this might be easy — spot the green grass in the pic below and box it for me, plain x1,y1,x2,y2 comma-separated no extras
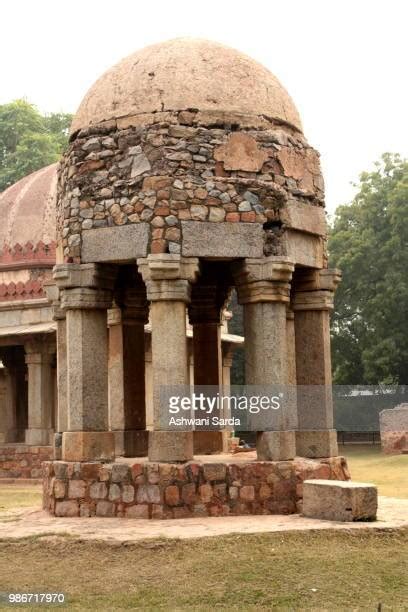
0,484,41,513
0,530,406,610
341,445,408,498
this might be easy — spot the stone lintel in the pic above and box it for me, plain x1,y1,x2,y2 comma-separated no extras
53,263,117,290
280,200,327,236
81,224,150,263
181,221,264,258
233,257,294,304
61,287,113,310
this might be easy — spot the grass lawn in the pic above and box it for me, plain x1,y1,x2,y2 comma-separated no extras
0,484,42,513
0,529,407,610
341,445,408,498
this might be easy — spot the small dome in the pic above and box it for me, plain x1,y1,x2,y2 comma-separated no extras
0,164,57,267
71,38,302,134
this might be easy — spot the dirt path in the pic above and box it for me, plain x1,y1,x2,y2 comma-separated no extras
0,496,407,541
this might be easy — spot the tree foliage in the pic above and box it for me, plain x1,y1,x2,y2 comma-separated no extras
0,100,72,192
329,153,408,384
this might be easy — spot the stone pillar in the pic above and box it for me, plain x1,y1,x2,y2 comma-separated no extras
24,338,55,446
234,257,295,460
144,334,153,429
293,268,341,458
54,263,116,462
44,282,67,458
189,281,230,455
108,283,149,457
0,349,18,443
138,254,199,462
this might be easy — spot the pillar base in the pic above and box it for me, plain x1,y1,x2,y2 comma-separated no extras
256,431,296,461
54,433,63,460
62,431,115,462
0,430,18,444
193,431,229,455
149,431,193,462
113,430,149,457
25,428,53,446
296,429,338,458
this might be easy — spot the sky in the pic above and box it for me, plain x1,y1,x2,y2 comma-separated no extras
1,0,407,214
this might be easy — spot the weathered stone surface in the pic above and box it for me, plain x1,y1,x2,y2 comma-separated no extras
42,456,350,520
214,133,268,172
302,480,377,522
55,500,79,517
70,39,302,135
281,229,324,268
256,431,296,461
296,430,338,458
149,431,194,462
181,222,263,258
68,479,87,499
62,431,115,462
380,404,408,454
0,445,52,480
81,224,149,263
280,201,327,236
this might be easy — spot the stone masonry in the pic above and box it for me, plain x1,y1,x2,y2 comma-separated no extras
0,445,52,479
58,111,325,262
43,456,350,518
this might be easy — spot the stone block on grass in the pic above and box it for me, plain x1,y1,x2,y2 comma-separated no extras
303,479,377,522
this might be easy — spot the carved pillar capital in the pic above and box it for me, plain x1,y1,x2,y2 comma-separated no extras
137,254,199,303
233,256,294,304
61,287,113,310
292,268,341,312
53,263,117,291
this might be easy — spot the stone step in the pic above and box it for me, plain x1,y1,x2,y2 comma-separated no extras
302,479,377,522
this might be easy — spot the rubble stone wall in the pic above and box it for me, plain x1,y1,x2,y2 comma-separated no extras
58,111,324,261
43,456,349,518
0,445,53,479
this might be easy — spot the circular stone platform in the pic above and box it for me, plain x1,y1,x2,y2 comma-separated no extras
43,454,350,519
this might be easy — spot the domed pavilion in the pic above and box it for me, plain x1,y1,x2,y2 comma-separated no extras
2,38,349,515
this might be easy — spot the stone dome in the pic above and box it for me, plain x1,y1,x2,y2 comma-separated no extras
0,164,57,267
71,38,302,135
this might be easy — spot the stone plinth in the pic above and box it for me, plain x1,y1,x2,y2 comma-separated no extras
42,455,350,519
380,404,408,454
302,480,377,522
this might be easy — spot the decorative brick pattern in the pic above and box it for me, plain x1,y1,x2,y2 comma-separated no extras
43,456,350,518
0,241,56,267
0,445,53,479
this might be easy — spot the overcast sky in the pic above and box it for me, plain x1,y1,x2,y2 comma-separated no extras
1,0,407,214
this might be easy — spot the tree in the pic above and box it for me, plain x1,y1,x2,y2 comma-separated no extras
329,153,408,385
0,100,72,191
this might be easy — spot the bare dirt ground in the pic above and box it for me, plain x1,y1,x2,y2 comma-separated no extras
1,494,407,542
